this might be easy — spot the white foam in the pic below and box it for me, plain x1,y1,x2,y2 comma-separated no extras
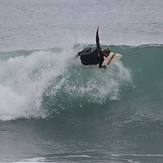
88,62,132,101
0,49,73,121
48,60,132,104
12,157,49,163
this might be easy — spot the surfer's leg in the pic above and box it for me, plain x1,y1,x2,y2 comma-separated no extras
84,47,92,53
75,47,91,58
80,54,88,65
79,47,91,55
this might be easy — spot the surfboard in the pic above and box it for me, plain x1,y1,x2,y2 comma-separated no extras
102,52,122,66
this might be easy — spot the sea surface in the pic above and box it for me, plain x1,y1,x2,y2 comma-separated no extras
0,0,163,163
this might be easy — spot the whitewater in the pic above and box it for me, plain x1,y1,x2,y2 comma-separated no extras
0,45,132,120
0,0,163,163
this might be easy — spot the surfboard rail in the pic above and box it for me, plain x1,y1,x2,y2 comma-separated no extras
102,52,122,66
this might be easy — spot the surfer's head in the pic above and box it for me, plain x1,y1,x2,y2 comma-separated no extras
103,48,110,57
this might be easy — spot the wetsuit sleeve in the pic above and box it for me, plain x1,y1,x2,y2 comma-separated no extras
96,28,103,57
96,27,105,68
96,27,100,49
99,59,104,68
99,55,106,68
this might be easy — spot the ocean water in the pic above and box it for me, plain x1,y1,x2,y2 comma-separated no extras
0,0,163,163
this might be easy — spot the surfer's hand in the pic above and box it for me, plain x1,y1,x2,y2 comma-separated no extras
97,26,99,32
99,65,107,69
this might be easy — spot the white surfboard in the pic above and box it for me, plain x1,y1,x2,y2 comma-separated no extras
102,52,122,66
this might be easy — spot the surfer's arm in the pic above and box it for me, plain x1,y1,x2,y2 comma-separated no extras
96,27,100,49
99,57,106,68
96,27,104,57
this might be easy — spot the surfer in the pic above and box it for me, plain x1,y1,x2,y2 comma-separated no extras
76,27,111,68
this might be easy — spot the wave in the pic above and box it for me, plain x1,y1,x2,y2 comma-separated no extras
0,48,74,120
0,44,162,121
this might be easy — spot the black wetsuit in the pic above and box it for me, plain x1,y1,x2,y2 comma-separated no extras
78,29,104,68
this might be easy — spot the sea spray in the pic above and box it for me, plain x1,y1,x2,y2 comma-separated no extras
0,48,74,120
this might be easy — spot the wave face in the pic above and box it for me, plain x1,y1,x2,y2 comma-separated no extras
0,44,163,121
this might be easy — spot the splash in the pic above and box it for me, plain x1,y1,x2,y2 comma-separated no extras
0,47,132,120
0,48,73,120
